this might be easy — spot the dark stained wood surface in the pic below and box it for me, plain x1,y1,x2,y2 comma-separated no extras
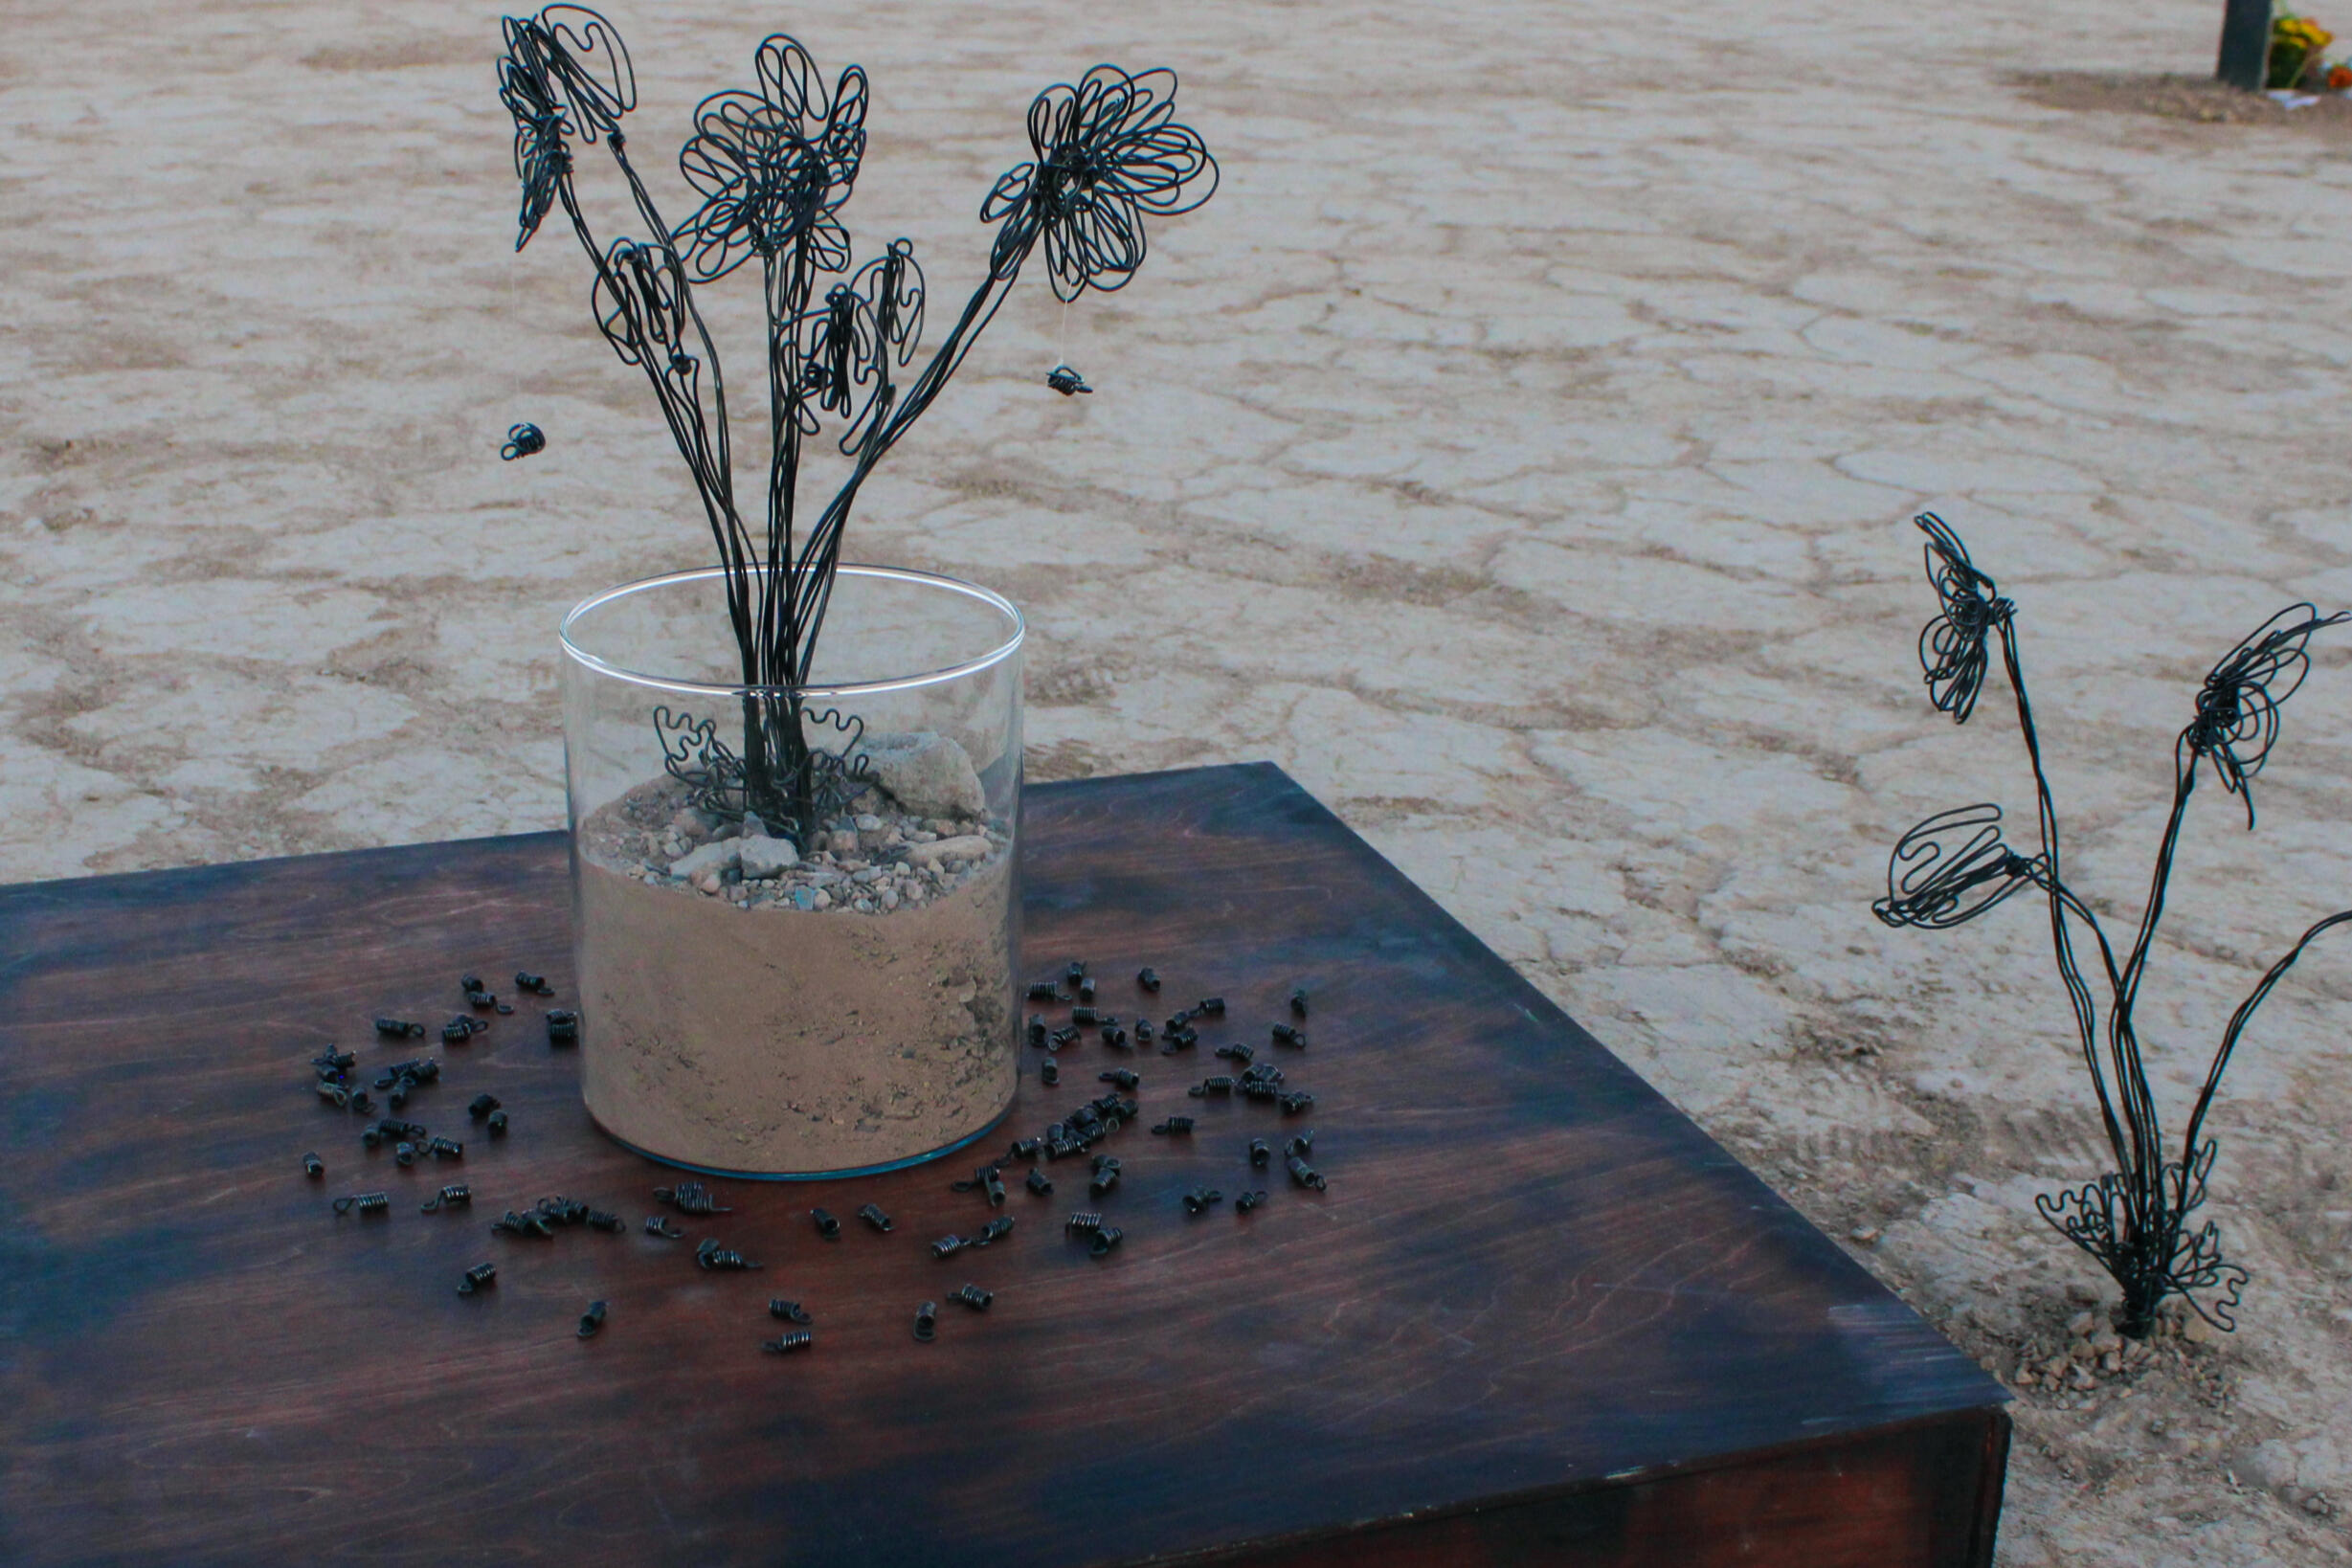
0,762,2006,1567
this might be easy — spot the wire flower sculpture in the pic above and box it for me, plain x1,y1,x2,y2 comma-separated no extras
1873,513,2349,1336
497,8,1217,835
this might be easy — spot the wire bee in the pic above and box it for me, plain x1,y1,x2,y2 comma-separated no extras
333,1192,390,1216
950,1284,993,1311
858,1202,893,1233
769,1299,814,1325
420,1182,472,1213
1045,363,1091,396
1181,1186,1223,1215
765,1330,815,1355
501,422,547,460
912,1302,938,1342
577,1300,608,1337
655,1181,732,1215
302,1152,325,1178
458,1263,498,1294
1235,1189,1268,1212
695,1237,762,1271
644,1215,684,1239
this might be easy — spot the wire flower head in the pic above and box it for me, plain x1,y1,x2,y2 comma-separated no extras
1872,802,2044,930
982,65,1218,302
798,238,925,449
498,6,637,250
1913,513,2013,725
497,29,571,251
673,36,868,282
2183,604,2349,825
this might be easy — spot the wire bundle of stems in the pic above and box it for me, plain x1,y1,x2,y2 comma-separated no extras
1874,513,2348,1336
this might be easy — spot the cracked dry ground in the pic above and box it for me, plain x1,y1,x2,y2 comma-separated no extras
4,0,2350,1562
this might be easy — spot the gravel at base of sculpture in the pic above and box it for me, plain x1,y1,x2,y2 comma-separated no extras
574,773,1017,1173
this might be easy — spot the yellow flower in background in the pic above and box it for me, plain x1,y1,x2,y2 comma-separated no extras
2274,14,2335,49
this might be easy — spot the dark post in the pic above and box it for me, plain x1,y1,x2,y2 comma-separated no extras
2218,0,2273,90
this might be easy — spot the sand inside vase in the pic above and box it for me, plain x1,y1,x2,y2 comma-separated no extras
573,778,1018,1174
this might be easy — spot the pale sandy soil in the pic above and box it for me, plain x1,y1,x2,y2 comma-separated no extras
4,1,2351,1561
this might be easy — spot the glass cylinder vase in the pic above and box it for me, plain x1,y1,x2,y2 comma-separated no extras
559,564,1024,1178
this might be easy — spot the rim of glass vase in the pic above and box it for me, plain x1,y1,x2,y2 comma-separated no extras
559,563,1025,701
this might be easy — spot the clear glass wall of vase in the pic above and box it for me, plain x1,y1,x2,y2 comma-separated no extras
560,565,1025,1178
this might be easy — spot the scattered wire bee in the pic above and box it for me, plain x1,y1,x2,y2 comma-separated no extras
1044,364,1092,396
1137,967,1160,993
1196,997,1225,1017
1288,989,1309,1019
1026,981,1064,1002
644,1215,684,1239
458,1262,497,1294
333,1192,390,1217
1025,1166,1053,1196
1287,1154,1327,1191
1100,1025,1128,1048
1064,1212,1106,1236
655,1181,732,1216
420,1182,472,1213
1182,1186,1224,1216
1088,1225,1123,1258
1041,1059,1060,1086
858,1202,893,1233
486,1109,508,1136
302,1152,324,1178
973,1216,1015,1247
811,1208,842,1241
585,1209,624,1233
769,1299,813,1325
950,1284,993,1311
577,1300,608,1337
1278,1091,1315,1116
696,1238,762,1271
515,972,554,997
1271,1023,1305,1048
1235,1190,1268,1213
372,1019,425,1041
931,1234,968,1260
1098,1068,1139,1089
1189,1076,1235,1098
1151,1116,1195,1135
501,422,547,460
913,1302,938,1342
546,1009,579,1045
765,1330,815,1355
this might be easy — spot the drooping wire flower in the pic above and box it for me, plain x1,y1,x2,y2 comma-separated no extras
981,65,1218,301
497,6,637,251
591,237,692,368
1914,512,2013,725
497,27,571,251
797,238,925,450
2182,604,2350,826
1872,803,2044,930
672,36,868,283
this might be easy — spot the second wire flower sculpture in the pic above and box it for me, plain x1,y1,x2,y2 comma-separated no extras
1873,513,2349,1337
499,7,1216,834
